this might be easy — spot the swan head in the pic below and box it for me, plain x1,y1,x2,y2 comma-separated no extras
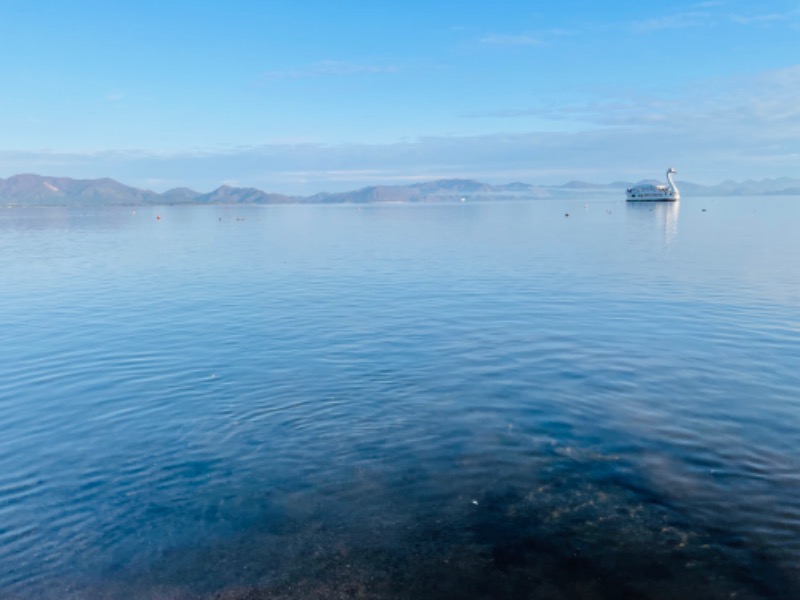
667,167,677,174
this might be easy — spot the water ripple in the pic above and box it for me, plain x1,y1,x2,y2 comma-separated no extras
1,201,799,598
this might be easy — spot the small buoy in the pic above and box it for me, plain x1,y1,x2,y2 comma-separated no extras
565,213,569,218
156,215,161,220
702,209,707,212
472,500,479,506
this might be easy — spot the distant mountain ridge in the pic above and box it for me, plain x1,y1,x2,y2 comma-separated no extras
1,173,799,206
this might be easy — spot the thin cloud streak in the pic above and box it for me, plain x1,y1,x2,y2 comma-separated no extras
632,10,714,32
479,34,543,46
260,60,399,81
633,7,796,32
728,13,789,24
465,65,800,131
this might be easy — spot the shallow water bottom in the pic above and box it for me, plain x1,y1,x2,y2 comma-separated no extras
40,452,799,600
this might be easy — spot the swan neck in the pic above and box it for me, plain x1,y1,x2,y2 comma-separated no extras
667,170,679,194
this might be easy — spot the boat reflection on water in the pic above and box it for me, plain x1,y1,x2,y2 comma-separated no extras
626,198,680,249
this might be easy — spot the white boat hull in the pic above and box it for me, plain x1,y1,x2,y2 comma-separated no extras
626,168,680,202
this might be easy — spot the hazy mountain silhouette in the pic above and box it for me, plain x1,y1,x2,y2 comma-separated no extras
2,173,799,206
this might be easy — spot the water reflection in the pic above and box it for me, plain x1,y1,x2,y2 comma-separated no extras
626,201,680,249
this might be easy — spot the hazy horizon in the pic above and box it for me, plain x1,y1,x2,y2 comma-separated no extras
3,170,800,202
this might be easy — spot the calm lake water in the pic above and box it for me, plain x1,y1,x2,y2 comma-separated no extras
1,197,799,599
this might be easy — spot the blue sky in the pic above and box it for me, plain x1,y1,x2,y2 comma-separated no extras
1,0,798,193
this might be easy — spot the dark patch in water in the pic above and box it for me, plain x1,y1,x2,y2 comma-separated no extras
56,462,800,600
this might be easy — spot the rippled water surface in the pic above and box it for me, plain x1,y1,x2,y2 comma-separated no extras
1,197,799,599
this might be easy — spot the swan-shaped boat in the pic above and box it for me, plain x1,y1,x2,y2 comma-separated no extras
626,168,680,201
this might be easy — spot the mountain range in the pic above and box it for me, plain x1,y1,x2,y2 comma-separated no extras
1,173,799,206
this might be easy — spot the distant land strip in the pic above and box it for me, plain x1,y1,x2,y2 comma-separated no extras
2,173,800,206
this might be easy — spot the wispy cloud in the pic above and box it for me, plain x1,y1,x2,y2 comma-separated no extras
261,60,399,81
106,90,124,102
464,65,800,135
729,13,788,25
632,10,713,32
633,6,796,32
464,100,672,126
479,33,543,46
